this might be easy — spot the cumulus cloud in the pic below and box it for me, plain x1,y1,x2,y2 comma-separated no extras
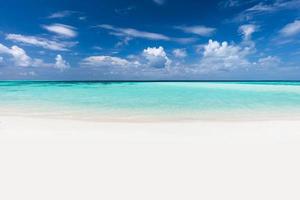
9,46,32,67
199,39,252,71
172,48,187,58
0,43,11,54
77,42,285,78
81,47,171,69
279,20,300,37
197,39,283,73
0,43,31,67
143,46,171,68
6,34,77,51
0,43,70,69
42,23,77,38
175,25,216,36
31,55,70,70
55,54,70,70
239,24,258,40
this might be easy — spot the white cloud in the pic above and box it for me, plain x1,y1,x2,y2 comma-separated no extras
31,55,70,70
143,46,171,68
92,46,103,51
48,10,86,21
175,25,216,36
81,47,171,69
0,43,70,69
153,0,165,5
96,24,170,41
42,23,77,38
173,37,198,44
173,48,187,58
77,42,285,77
6,34,77,51
55,54,70,70
48,10,74,19
144,46,167,57
235,0,300,21
81,56,132,67
196,39,283,73
279,20,300,37
31,58,51,68
246,2,276,12
199,39,252,71
0,43,31,67
115,37,132,47
239,24,258,40
219,0,243,8
9,46,32,67
253,0,300,12
0,43,10,54
257,56,281,67
96,24,196,44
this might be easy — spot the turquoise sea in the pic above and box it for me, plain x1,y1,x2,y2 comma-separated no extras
1,81,300,121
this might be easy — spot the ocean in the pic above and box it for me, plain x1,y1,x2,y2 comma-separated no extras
1,81,300,121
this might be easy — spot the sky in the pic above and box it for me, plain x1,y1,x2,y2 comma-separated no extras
0,0,300,80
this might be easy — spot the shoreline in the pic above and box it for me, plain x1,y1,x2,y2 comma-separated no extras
2,104,300,123
2,110,300,123
1,114,300,140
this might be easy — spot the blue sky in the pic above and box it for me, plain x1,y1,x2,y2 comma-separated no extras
0,0,300,80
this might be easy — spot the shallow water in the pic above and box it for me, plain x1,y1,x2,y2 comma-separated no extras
1,81,300,120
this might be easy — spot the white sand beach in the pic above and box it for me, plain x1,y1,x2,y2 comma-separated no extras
1,116,300,200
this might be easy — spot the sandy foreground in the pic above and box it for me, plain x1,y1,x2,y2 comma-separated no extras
1,116,300,200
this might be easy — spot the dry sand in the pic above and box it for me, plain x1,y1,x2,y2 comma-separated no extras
1,116,300,200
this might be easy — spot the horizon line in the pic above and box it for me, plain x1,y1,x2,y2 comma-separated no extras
1,80,300,82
